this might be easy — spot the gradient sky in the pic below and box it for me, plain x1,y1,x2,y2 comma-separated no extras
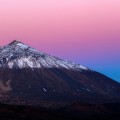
0,0,120,82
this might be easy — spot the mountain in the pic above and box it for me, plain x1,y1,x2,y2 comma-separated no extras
0,40,120,106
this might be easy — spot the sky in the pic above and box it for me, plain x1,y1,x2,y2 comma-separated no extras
0,0,120,82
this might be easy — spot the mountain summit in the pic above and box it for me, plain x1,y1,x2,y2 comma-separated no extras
0,40,120,106
8,40,22,45
0,40,87,70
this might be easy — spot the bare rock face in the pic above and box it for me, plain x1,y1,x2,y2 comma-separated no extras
0,80,11,92
0,40,120,105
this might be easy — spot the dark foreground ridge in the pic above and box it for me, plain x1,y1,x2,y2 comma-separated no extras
0,102,120,120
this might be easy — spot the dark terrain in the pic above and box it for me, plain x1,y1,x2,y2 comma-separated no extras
0,102,120,120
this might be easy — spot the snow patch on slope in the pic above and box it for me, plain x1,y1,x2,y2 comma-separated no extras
17,43,28,49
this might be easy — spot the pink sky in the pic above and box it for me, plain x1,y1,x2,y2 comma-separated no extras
0,0,120,81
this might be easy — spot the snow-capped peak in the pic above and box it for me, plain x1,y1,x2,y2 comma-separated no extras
8,40,21,45
8,40,29,49
0,40,88,71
